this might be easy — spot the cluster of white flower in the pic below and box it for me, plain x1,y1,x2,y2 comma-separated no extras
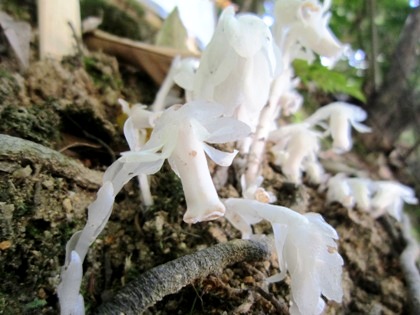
57,1,417,315
327,175,418,221
269,101,371,184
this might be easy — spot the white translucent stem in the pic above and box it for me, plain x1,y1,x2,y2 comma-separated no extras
151,56,180,112
38,0,81,60
244,64,295,188
137,174,154,206
244,94,280,189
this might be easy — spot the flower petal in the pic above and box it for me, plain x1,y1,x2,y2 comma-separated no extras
351,121,372,133
202,143,238,166
203,117,251,143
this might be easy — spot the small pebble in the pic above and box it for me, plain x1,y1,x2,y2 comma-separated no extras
62,198,72,212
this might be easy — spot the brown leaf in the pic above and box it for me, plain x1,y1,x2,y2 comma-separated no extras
84,30,198,84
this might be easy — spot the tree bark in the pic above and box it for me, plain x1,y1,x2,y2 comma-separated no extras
366,6,420,151
0,134,102,189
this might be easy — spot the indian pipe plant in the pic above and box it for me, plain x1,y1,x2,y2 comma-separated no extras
56,1,418,314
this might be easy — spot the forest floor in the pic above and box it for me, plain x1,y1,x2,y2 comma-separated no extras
0,3,419,315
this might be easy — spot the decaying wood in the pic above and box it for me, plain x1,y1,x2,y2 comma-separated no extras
38,0,82,60
95,238,272,315
400,214,420,314
83,29,198,84
0,134,102,189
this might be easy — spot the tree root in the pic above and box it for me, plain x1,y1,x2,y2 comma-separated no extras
95,238,272,315
0,134,102,189
400,213,420,314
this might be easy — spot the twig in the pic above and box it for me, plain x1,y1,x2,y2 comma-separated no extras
399,213,420,314
367,0,379,92
0,134,102,189
95,238,271,315
251,286,289,314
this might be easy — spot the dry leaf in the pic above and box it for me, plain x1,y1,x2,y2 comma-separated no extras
0,11,31,71
155,7,194,52
84,30,198,84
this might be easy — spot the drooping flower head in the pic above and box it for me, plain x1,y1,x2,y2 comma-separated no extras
371,181,418,221
326,173,355,208
274,0,344,63
224,198,343,315
346,177,374,212
175,6,280,129
269,123,324,184
113,100,251,223
305,102,371,153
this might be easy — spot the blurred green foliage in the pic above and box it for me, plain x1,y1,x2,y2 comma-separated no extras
329,0,412,83
80,0,155,41
293,59,366,102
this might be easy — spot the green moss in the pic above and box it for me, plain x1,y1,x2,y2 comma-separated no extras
0,0,36,23
81,0,146,41
83,56,122,90
0,101,61,147
14,200,33,217
0,69,20,106
24,298,47,310
149,163,185,216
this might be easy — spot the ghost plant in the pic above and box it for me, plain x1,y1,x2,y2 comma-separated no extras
269,123,324,184
370,181,418,221
174,6,279,129
224,198,343,315
111,100,251,223
326,173,355,209
305,102,372,153
325,176,418,222
244,0,345,189
56,3,418,315
119,99,161,206
326,174,374,211
58,99,250,313
273,0,343,64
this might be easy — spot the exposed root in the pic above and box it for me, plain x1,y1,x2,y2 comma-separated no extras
95,238,271,314
0,134,102,189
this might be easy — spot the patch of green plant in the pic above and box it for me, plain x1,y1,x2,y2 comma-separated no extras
14,201,32,217
83,56,122,90
80,0,144,40
0,69,12,79
24,298,47,310
150,162,185,216
0,70,20,105
0,102,61,147
0,0,35,23
293,59,366,103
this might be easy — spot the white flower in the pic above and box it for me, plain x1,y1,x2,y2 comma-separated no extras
371,181,418,221
346,177,374,211
269,123,323,183
326,173,354,208
119,99,160,151
274,0,344,61
272,214,343,315
175,6,279,129
305,102,371,153
224,198,343,315
115,100,251,223
303,158,326,184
